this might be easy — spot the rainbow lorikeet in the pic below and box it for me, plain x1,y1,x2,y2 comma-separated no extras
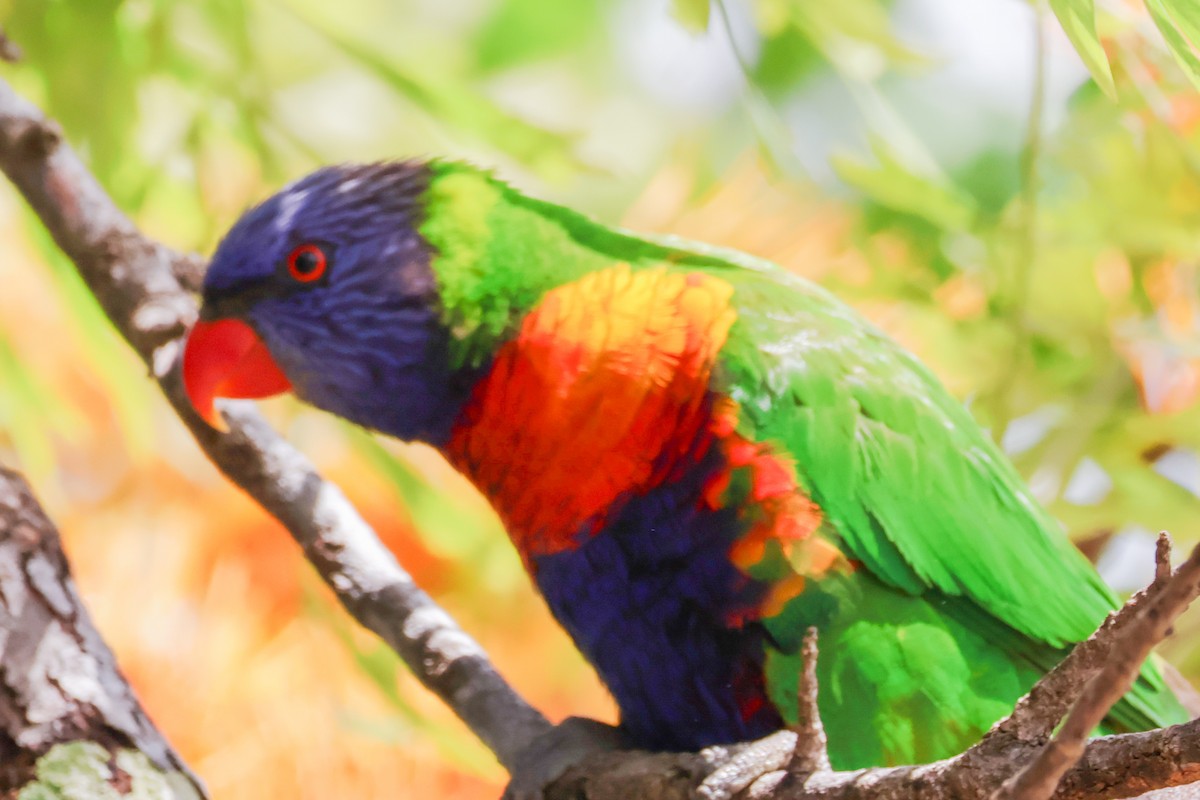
182,161,1189,769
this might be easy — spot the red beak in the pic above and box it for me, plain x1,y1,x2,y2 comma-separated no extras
182,318,292,427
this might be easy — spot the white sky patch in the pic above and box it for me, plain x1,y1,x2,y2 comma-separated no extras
1062,457,1113,506
889,0,1088,163
1001,405,1065,456
1026,465,1061,505
1096,526,1160,593
1152,448,1200,499
613,0,756,115
781,0,1090,183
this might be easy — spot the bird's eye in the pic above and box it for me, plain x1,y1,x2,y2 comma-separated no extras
286,243,329,284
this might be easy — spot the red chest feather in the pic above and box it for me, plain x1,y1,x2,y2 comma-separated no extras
445,264,832,593
446,265,737,557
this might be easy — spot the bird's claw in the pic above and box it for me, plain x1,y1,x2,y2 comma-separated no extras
696,729,798,800
502,717,627,800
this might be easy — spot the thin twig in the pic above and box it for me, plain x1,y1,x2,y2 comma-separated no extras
1158,531,1174,584
791,628,830,775
996,540,1200,800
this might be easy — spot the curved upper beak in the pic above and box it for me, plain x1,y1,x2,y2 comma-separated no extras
182,318,293,427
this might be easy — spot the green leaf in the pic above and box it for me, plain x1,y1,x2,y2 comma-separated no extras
790,0,926,71
951,149,1021,219
1145,0,1200,92
672,0,711,33
474,0,603,72
283,4,585,179
1048,0,1117,98
833,139,978,231
7,0,141,192
751,21,824,95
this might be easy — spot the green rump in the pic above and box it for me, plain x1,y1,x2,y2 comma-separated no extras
417,162,1188,768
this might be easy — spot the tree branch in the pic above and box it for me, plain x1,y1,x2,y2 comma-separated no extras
790,628,830,776
0,467,203,799
0,75,551,773
995,535,1200,799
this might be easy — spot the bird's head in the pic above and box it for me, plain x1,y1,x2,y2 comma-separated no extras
182,162,474,444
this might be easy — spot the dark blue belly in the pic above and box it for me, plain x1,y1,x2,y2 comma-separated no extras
531,445,784,750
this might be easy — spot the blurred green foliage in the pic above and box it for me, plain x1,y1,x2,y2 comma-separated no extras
1145,0,1200,91
1050,0,1116,95
4,0,1200,791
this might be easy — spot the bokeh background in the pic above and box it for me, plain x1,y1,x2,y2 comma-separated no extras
1,0,1200,797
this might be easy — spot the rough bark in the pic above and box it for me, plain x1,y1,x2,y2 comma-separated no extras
0,468,203,799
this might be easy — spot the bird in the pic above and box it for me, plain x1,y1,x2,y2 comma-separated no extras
182,160,1189,770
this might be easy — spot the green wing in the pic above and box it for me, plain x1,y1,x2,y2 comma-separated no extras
677,247,1187,750
722,265,1112,644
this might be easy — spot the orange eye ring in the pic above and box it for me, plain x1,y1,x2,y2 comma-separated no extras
286,243,328,283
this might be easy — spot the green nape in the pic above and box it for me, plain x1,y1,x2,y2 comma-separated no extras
418,160,732,370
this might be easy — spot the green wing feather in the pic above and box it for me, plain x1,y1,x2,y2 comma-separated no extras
677,244,1188,762
722,262,1112,644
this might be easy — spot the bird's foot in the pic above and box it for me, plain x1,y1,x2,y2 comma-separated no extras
696,729,798,800
502,716,627,800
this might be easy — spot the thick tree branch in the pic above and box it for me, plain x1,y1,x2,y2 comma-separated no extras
0,76,551,773
0,467,203,799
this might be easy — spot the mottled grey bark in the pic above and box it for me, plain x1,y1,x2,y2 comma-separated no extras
0,468,203,799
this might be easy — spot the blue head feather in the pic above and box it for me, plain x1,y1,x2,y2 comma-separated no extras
200,162,478,444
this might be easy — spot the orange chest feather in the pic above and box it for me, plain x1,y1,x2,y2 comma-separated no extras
443,264,831,587
445,265,737,556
